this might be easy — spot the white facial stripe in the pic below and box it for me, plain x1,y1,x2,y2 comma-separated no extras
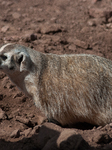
0,43,13,52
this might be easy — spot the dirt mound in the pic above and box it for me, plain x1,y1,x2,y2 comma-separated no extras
0,0,112,149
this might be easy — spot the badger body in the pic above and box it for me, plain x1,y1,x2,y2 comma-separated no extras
0,43,112,126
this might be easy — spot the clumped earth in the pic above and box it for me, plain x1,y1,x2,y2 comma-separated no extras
0,0,112,149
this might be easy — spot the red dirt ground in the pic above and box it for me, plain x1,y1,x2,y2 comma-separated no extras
0,0,112,149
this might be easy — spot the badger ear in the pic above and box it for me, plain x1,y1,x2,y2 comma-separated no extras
18,52,30,72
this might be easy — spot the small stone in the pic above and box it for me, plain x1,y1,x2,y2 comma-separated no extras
109,123,112,127
50,17,57,22
104,10,112,22
16,116,34,127
87,19,96,26
21,96,28,103
0,94,4,101
80,27,90,33
88,8,112,22
88,8,104,18
93,133,112,144
23,33,37,42
38,8,43,12
1,25,10,33
0,73,6,79
108,17,112,23
13,92,23,98
40,24,64,34
57,129,89,150
7,2,13,6
36,123,62,149
23,34,31,42
37,18,44,22
12,12,21,19
31,125,41,135
68,44,76,51
1,1,13,6
74,39,89,49
0,108,6,119
30,34,37,41
21,128,32,137
92,0,102,4
10,129,20,138
16,116,30,124
97,126,102,130
106,23,112,29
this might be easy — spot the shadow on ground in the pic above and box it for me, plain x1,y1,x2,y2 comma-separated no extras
0,123,93,150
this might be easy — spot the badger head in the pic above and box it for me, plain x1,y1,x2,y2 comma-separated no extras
0,43,32,76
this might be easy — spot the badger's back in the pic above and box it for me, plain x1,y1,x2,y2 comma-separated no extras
38,54,112,126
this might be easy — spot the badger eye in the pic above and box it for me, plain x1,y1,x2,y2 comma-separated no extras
0,55,7,61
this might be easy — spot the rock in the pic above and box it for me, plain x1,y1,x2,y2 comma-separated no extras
42,136,59,150
80,27,91,33
3,36,20,42
90,18,105,26
37,18,45,22
23,33,37,42
0,94,4,101
1,25,10,33
36,123,62,149
21,128,32,137
106,23,112,29
0,108,6,120
109,123,112,127
108,17,112,23
40,24,64,34
30,125,41,135
22,34,31,42
1,1,13,6
88,8,105,18
50,17,57,23
42,127,90,150
21,96,28,103
12,12,21,19
13,92,23,98
10,129,20,138
0,73,6,79
57,129,89,150
6,2,13,6
92,0,102,4
36,123,90,150
30,34,37,41
16,116,34,127
104,10,112,22
74,39,89,49
36,115,46,125
87,19,96,26
93,133,112,144
88,8,112,21
67,37,89,49
23,17,31,23
97,126,102,130
68,44,76,51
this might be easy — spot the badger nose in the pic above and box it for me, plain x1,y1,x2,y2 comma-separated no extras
8,65,14,70
8,66,14,70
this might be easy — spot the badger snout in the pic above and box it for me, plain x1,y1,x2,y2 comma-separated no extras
0,53,15,71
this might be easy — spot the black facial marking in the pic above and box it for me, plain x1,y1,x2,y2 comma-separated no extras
0,55,7,61
17,54,23,65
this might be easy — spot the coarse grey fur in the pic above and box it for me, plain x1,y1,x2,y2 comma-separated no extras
0,43,112,126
